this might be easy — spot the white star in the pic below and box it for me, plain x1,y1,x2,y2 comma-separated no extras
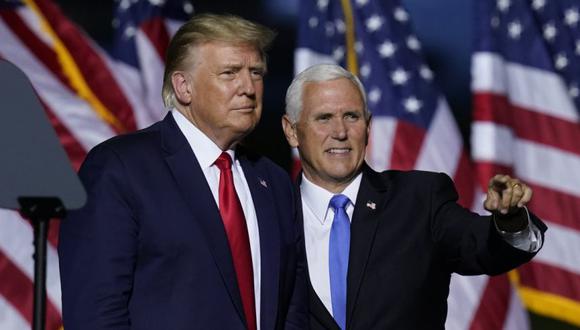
393,7,409,22
555,53,568,70
183,1,194,14
497,0,510,12
148,0,165,6
403,96,422,113
354,41,364,54
378,40,397,58
565,8,579,26
360,63,371,78
391,68,410,85
335,19,346,33
366,15,384,32
420,66,433,80
407,36,421,51
317,0,329,10
333,46,345,61
368,87,382,104
532,0,545,11
543,23,557,41
508,21,523,39
308,16,319,28
569,85,579,98
576,40,580,55
124,25,136,39
119,0,131,10
491,16,501,28
325,22,335,37
355,0,369,7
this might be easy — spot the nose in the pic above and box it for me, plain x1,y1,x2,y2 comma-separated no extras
238,70,256,96
331,118,347,140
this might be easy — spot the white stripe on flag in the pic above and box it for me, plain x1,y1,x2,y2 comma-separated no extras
0,295,28,330
504,286,530,330
534,221,580,274
0,210,62,312
0,19,115,151
472,52,579,122
135,30,166,121
366,116,397,171
446,274,489,330
415,99,462,175
471,122,515,166
294,48,336,75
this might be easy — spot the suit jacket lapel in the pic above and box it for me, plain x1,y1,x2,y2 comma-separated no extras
238,151,280,330
160,113,246,325
347,164,391,327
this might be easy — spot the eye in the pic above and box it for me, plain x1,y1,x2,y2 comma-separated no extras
315,113,332,122
344,112,361,122
251,69,265,79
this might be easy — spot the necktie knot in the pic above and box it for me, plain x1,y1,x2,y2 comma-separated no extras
330,194,350,211
214,152,233,171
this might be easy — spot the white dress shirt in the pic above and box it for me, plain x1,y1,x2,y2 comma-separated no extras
172,110,261,328
300,172,542,316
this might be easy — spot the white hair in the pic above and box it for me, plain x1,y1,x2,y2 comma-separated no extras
285,64,369,123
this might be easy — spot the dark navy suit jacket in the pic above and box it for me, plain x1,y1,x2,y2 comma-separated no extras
301,165,546,330
59,113,308,329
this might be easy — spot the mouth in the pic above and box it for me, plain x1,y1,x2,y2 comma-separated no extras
325,147,351,155
232,105,256,111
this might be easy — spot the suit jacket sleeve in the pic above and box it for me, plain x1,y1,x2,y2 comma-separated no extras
429,173,546,275
59,143,137,329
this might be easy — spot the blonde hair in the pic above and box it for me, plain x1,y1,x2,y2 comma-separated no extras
162,13,276,108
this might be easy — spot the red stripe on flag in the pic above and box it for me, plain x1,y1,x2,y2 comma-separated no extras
473,162,513,191
0,9,72,91
519,261,580,303
453,151,475,208
468,274,511,330
140,17,171,61
475,162,580,232
33,0,137,133
40,99,87,171
0,251,63,329
390,121,425,170
474,93,580,156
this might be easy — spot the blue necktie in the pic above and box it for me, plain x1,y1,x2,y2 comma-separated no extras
329,194,351,330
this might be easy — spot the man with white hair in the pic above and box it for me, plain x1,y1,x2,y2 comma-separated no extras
282,63,546,330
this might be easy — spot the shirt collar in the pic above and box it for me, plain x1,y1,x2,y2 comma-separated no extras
300,172,363,224
171,110,235,168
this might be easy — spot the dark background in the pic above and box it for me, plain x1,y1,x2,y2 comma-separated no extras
53,1,576,328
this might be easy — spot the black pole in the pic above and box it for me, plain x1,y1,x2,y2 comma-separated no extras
32,219,48,330
18,197,66,330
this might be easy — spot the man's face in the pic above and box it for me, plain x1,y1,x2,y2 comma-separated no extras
176,41,265,149
283,78,370,192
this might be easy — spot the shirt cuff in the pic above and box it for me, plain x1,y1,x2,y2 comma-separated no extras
494,206,543,253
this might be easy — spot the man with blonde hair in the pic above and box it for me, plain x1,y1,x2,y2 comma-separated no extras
59,14,307,330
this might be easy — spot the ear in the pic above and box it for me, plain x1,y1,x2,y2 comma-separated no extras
365,114,372,146
171,71,192,105
282,114,299,148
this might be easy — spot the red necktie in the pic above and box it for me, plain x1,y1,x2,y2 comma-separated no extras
214,152,256,330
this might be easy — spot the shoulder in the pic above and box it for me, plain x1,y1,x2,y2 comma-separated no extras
372,168,451,185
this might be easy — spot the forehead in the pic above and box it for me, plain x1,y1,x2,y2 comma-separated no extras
193,41,264,65
302,78,364,111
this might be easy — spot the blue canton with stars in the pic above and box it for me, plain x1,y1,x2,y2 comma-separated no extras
297,0,444,130
477,0,580,114
112,0,193,68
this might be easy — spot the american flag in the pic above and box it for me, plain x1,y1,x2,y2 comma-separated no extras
471,0,580,328
0,0,190,328
294,0,543,329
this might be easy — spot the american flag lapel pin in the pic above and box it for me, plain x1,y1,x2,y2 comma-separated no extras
259,178,268,188
366,201,376,210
